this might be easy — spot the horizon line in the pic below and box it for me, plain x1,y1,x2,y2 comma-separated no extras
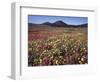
28,20,88,26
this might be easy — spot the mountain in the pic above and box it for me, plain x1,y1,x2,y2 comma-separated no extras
77,23,88,27
51,20,68,27
28,23,38,27
42,22,52,25
42,20,69,27
42,20,87,27
28,21,88,28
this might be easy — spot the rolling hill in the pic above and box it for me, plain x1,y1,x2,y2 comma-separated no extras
28,20,88,28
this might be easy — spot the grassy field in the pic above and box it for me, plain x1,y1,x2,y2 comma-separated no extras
28,26,88,66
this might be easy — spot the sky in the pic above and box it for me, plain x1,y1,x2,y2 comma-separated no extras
28,15,88,25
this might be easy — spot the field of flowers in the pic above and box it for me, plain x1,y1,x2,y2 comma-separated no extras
28,27,88,66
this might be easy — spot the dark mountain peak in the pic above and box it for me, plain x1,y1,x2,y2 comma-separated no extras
42,20,68,27
42,20,68,26
54,20,64,23
52,20,67,27
53,20,67,25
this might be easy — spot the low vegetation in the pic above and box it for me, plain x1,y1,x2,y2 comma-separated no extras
28,27,88,66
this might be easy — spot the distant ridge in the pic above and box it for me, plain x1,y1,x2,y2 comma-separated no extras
42,22,52,25
28,20,88,27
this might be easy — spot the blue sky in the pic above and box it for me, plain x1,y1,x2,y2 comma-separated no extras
28,15,88,25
